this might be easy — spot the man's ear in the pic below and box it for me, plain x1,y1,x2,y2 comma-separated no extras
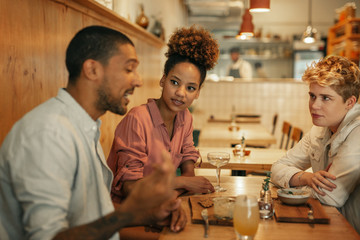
346,95,357,110
82,59,103,81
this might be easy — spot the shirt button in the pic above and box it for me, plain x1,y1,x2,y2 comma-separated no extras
92,126,97,131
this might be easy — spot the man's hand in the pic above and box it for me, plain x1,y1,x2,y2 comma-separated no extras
120,150,178,225
169,204,187,232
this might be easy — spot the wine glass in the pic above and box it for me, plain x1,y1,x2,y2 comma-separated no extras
233,195,260,240
207,152,230,192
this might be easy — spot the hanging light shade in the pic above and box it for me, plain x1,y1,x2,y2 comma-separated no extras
301,0,318,43
249,0,270,13
236,9,254,40
302,25,318,43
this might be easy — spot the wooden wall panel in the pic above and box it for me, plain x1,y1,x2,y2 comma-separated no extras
0,0,164,157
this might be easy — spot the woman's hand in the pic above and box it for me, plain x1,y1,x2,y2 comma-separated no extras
175,176,215,194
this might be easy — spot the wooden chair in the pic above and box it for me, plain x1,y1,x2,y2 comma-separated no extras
271,114,278,135
244,114,277,149
290,127,303,148
279,121,292,150
192,129,201,147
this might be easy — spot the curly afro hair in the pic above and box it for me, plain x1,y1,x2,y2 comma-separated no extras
163,25,219,86
165,25,219,71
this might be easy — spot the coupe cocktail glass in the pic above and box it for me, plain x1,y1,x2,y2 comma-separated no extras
207,152,230,192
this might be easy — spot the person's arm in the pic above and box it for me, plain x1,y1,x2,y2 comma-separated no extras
121,180,138,196
54,151,180,239
10,128,81,239
53,210,141,240
173,113,214,194
107,113,149,200
289,166,336,196
271,131,313,188
305,128,360,207
174,161,215,194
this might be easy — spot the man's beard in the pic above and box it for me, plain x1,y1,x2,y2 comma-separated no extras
96,80,127,116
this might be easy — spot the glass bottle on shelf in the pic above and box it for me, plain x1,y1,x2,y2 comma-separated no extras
135,4,149,29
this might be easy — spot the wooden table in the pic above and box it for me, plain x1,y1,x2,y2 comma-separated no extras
159,176,360,240
199,122,276,148
198,147,286,172
208,114,261,124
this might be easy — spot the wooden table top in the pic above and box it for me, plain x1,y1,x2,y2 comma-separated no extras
159,176,360,240
199,122,276,148
198,147,286,171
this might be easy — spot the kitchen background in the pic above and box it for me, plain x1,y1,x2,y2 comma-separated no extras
108,0,360,147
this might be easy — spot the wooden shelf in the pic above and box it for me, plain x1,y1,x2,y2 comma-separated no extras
328,18,360,63
52,0,165,48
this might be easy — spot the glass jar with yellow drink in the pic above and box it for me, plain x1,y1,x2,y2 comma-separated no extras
233,195,260,240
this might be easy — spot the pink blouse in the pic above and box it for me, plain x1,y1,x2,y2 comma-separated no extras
107,99,199,203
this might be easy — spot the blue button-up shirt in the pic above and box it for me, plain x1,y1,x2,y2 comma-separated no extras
0,89,118,240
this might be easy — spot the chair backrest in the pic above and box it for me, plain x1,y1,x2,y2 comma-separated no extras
272,114,278,135
193,129,201,147
290,127,303,148
279,121,292,150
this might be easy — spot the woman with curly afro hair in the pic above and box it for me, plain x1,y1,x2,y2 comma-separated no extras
107,25,219,237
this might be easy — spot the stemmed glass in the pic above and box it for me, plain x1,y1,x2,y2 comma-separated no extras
233,195,260,240
207,152,230,192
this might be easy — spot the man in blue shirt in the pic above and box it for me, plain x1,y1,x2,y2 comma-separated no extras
0,26,185,240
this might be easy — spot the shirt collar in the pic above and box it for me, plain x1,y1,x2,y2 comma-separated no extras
337,103,360,131
313,103,360,142
146,98,186,128
56,88,101,136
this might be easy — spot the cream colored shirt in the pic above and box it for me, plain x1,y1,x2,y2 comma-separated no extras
227,58,253,78
271,104,360,234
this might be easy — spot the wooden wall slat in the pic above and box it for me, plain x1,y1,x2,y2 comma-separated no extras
1,0,164,157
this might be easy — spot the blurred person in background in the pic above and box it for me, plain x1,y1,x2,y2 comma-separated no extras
227,47,252,78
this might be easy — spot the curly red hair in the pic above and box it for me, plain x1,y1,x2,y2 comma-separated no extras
302,56,360,101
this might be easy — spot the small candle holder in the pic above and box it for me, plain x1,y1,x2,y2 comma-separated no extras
233,144,245,157
258,172,274,219
258,192,273,219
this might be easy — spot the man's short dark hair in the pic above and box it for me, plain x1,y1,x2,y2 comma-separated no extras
66,25,134,83
230,47,240,54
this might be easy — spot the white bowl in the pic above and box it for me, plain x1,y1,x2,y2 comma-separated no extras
277,188,311,205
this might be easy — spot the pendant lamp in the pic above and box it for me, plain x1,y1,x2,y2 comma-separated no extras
236,8,254,40
249,0,270,13
302,0,318,43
